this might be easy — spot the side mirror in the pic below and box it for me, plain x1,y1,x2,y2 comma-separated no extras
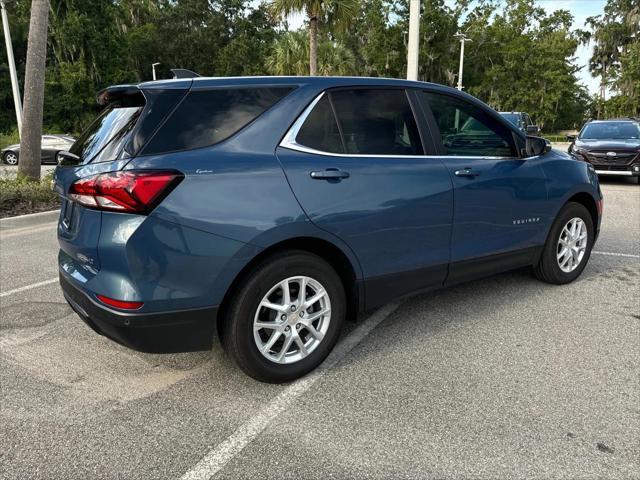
56,150,81,166
566,134,576,141
525,136,551,157
526,125,539,134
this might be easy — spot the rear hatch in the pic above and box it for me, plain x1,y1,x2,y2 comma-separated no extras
54,84,188,278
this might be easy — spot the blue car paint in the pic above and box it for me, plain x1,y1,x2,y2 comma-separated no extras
56,76,602,353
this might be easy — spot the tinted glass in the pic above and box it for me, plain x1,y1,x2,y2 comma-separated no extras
580,122,640,140
329,89,423,155
501,113,519,126
70,106,143,164
296,95,344,153
424,92,515,157
144,87,294,154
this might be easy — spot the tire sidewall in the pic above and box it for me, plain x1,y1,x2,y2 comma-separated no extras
228,253,346,382
543,203,594,283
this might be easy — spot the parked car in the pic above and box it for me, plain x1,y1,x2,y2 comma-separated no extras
54,76,602,382
1,134,75,165
567,118,640,183
499,111,540,136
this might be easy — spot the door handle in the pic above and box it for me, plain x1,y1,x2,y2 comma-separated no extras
454,168,480,178
310,169,350,180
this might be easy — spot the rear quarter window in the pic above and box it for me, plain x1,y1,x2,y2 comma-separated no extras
143,87,294,154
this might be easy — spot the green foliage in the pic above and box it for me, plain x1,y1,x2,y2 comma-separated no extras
2,0,631,136
0,129,20,150
0,173,59,217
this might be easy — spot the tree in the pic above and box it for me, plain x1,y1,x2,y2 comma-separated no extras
269,0,358,75
19,0,50,181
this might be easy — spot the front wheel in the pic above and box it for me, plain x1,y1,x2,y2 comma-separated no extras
533,202,594,284
222,251,346,383
3,151,18,165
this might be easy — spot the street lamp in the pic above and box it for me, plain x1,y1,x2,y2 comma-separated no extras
1,0,22,138
454,33,472,91
406,0,420,81
152,62,161,81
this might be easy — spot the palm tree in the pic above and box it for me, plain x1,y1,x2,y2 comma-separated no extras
19,0,50,181
269,0,359,76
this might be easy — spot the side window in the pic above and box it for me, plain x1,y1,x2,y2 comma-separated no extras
422,92,516,157
144,87,294,154
296,95,344,153
524,114,532,126
294,89,423,156
331,89,423,155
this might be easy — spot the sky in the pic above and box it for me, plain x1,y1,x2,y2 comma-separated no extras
284,0,607,95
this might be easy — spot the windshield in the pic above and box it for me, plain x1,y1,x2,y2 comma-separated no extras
500,113,519,126
70,106,143,163
580,122,640,140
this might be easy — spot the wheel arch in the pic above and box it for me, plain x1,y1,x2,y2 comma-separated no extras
216,236,363,338
566,191,599,234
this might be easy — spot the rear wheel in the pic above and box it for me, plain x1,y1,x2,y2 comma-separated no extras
3,151,18,165
533,202,594,284
222,251,346,383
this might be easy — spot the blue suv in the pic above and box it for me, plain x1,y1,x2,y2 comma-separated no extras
55,77,602,382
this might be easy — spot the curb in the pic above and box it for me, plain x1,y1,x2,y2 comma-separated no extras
0,209,60,231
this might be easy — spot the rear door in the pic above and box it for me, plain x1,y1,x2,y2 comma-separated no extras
277,88,453,307
419,90,548,283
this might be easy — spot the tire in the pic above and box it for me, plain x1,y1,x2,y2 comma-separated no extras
3,151,18,165
533,202,594,284
222,250,346,383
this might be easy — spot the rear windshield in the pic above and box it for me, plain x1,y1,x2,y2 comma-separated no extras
142,87,294,154
580,122,640,140
70,106,143,164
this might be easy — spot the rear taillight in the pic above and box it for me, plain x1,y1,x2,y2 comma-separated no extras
69,170,183,214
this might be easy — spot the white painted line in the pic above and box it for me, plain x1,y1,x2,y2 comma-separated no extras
180,302,400,480
593,250,640,259
0,278,58,298
0,222,57,238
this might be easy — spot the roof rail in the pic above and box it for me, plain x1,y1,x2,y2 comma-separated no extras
171,69,201,79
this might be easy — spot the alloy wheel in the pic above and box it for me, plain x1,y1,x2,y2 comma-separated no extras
4,152,18,165
556,217,588,273
253,276,331,364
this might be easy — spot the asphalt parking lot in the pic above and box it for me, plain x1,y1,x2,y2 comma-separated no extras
1,177,638,480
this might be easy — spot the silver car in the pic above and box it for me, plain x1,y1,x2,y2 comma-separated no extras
1,134,76,165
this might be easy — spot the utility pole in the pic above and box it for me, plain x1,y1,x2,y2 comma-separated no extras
152,62,161,81
1,0,23,138
407,0,420,81
454,33,472,91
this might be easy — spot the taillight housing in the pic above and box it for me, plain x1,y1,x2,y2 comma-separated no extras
69,170,183,214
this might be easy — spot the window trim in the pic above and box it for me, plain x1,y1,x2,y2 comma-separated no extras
280,90,523,160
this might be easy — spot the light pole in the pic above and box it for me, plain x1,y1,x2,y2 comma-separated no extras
1,0,23,138
454,33,471,91
152,62,161,81
406,0,420,81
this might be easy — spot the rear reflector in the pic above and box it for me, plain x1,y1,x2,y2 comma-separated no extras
96,295,143,310
69,170,183,214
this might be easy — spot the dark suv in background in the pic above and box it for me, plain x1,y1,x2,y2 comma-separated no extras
568,119,640,183
499,111,540,136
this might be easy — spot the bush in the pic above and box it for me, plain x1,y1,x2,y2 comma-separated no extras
0,173,59,218
0,129,20,150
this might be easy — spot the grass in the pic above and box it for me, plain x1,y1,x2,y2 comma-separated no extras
0,129,20,151
543,134,572,143
0,173,60,218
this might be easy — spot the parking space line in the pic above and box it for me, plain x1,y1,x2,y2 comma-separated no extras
0,278,58,298
180,302,400,480
593,250,640,259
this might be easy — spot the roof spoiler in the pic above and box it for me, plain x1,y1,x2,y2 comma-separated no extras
171,69,201,79
96,85,144,107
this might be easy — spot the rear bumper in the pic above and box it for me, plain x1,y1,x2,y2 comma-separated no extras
60,273,218,353
594,169,640,177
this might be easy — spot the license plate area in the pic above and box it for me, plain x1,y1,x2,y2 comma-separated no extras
61,199,76,230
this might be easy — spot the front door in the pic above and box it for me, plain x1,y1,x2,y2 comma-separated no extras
277,88,453,307
420,90,548,283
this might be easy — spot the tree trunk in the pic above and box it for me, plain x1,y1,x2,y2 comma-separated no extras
19,0,50,181
309,13,318,76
